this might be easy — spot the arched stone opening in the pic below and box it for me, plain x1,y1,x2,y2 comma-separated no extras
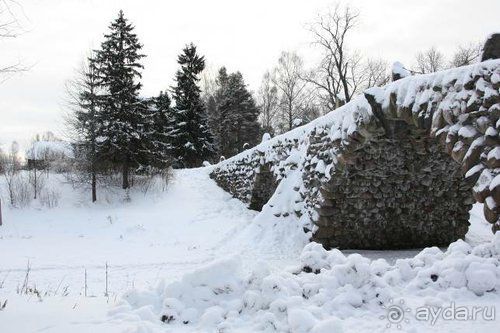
210,53,499,249
313,119,475,250
249,163,278,211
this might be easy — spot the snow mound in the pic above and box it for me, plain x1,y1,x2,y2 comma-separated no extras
113,234,500,332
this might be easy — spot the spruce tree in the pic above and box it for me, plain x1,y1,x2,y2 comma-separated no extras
169,43,215,167
149,91,172,168
214,68,261,158
94,10,146,189
205,95,220,155
210,68,230,157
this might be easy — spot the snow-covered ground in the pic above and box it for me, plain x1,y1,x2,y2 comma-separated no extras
0,168,498,332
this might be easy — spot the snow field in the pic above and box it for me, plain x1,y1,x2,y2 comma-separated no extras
0,168,498,332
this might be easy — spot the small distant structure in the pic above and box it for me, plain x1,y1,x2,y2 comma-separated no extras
26,140,74,172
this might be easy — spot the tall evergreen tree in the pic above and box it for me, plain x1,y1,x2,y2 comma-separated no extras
205,95,219,155
94,10,146,189
214,68,261,158
148,91,172,168
169,43,215,167
208,67,230,157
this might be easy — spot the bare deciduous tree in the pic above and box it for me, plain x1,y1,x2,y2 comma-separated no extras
27,138,41,200
65,53,101,202
304,54,342,112
450,42,482,67
0,0,27,81
200,65,219,101
0,0,21,38
363,58,390,88
0,141,20,206
257,71,279,134
415,47,445,74
272,51,310,132
307,4,361,107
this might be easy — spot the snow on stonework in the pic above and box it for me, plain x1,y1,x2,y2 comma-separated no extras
211,59,500,249
114,234,500,332
392,61,411,80
262,132,272,142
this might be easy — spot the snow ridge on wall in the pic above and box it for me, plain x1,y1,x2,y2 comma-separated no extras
211,60,500,238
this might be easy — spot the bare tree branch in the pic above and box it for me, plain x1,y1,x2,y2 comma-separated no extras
0,0,24,38
272,51,311,132
363,58,390,88
450,42,482,67
257,71,279,133
0,0,28,82
307,4,362,109
414,47,445,73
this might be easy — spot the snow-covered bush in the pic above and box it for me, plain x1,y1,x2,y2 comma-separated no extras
40,187,61,208
136,168,173,195
11,174,32,208
27,169,46,201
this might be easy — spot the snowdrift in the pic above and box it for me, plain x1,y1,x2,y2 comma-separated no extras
115,234,500,332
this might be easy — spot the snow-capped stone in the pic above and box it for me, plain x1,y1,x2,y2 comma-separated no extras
261,133,272,142
392,61,411,81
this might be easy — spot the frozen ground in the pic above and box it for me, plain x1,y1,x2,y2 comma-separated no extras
0,168,498,332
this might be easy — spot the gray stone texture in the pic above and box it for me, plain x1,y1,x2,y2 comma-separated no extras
211,58,500,250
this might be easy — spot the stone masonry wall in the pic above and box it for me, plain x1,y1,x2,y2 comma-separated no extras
313,120,473,249
211,59,500,250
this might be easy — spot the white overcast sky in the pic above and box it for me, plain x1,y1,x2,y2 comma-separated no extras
0,0,499,150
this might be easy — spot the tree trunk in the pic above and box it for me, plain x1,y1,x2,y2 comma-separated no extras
91,170,97,202
341,78,350,103
91,143,97,202
8,181,14,206
122,161,129,190
34,168,37,200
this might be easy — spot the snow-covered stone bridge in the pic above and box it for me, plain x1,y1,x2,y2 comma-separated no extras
211,43,500,250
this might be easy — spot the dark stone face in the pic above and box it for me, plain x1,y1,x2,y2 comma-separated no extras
481,33,500,61
313,126,473,250
249,164,278,211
